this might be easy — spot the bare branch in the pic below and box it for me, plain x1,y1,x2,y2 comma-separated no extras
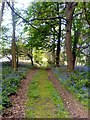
29,16,67,22
6,1,40,31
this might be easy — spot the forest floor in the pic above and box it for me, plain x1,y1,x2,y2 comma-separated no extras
2,67,88,119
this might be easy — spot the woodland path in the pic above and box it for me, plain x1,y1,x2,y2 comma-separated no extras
47,69,88,118
2,68,88,119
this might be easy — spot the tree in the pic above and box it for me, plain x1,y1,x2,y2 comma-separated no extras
3,1,89,69
25,2,65,66
56,2,61,67
0,1,5,30
11,1,17,71
65,2,77,71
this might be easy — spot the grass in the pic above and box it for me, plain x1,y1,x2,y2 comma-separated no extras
25,69,70,118
52,67,89,109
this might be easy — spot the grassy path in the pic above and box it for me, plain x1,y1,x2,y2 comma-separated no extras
25,69,69,118
2,68,88,119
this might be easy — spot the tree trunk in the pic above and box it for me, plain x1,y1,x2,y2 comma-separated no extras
27,54,34,66
52,28,56,65
16,48,19,67
65,2,77,71
11,2,17,71
52,48,55,65
0,1,5,30
56,18,61,67
56,2,61,67
72,30,80,69
12,39,17,70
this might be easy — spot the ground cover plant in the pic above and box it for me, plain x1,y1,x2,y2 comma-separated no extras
26,69,70,118
1,62,32,110
52,66,89,109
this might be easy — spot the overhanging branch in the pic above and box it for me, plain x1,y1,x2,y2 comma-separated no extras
6,1,40,31
29,16,67,22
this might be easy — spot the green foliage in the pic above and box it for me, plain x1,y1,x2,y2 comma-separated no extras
33,49,48,66
2,96,11,108
24,2,90,66
2,62,31,108
24,2,61,55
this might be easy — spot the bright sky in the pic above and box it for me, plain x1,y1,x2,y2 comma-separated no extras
15,0,33,7
1,0,34,43
3,0,35,22
2,0,33,27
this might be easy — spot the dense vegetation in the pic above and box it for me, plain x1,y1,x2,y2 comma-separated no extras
1,62,32,111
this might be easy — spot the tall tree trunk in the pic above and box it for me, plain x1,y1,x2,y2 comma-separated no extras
56,18,61,67
56,2,61,67
11,2,17,71
0,1,5,30
65,2,77,71
52,28,56,65
72,29,80,69
16,46,19,67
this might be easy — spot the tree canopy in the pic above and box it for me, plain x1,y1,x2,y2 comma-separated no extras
0,1,90,71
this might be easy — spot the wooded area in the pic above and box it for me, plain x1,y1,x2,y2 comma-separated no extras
0,1,90,118
1,1,90,70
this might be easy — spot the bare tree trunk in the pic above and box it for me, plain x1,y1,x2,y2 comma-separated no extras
56,18,61,67
65,2,77,71
52,28,56,65
56,2,61,67
52,46,55,65
72,30,80,69
0,1,5,30
16,46,19,67
27,54,33,66
11,1,17,71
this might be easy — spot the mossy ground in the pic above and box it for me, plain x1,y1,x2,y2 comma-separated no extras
25,69,70,118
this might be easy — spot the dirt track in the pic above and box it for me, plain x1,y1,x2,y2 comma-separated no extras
47,69,88,118
2,68,89,119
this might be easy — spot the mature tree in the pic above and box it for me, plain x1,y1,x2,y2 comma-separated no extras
2,1,89,69
24,2,66,66
65,2,78,71
11,1,17,70
56,2,61,67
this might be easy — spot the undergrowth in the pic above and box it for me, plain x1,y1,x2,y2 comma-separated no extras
1,62,32,111
52,66,89,109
